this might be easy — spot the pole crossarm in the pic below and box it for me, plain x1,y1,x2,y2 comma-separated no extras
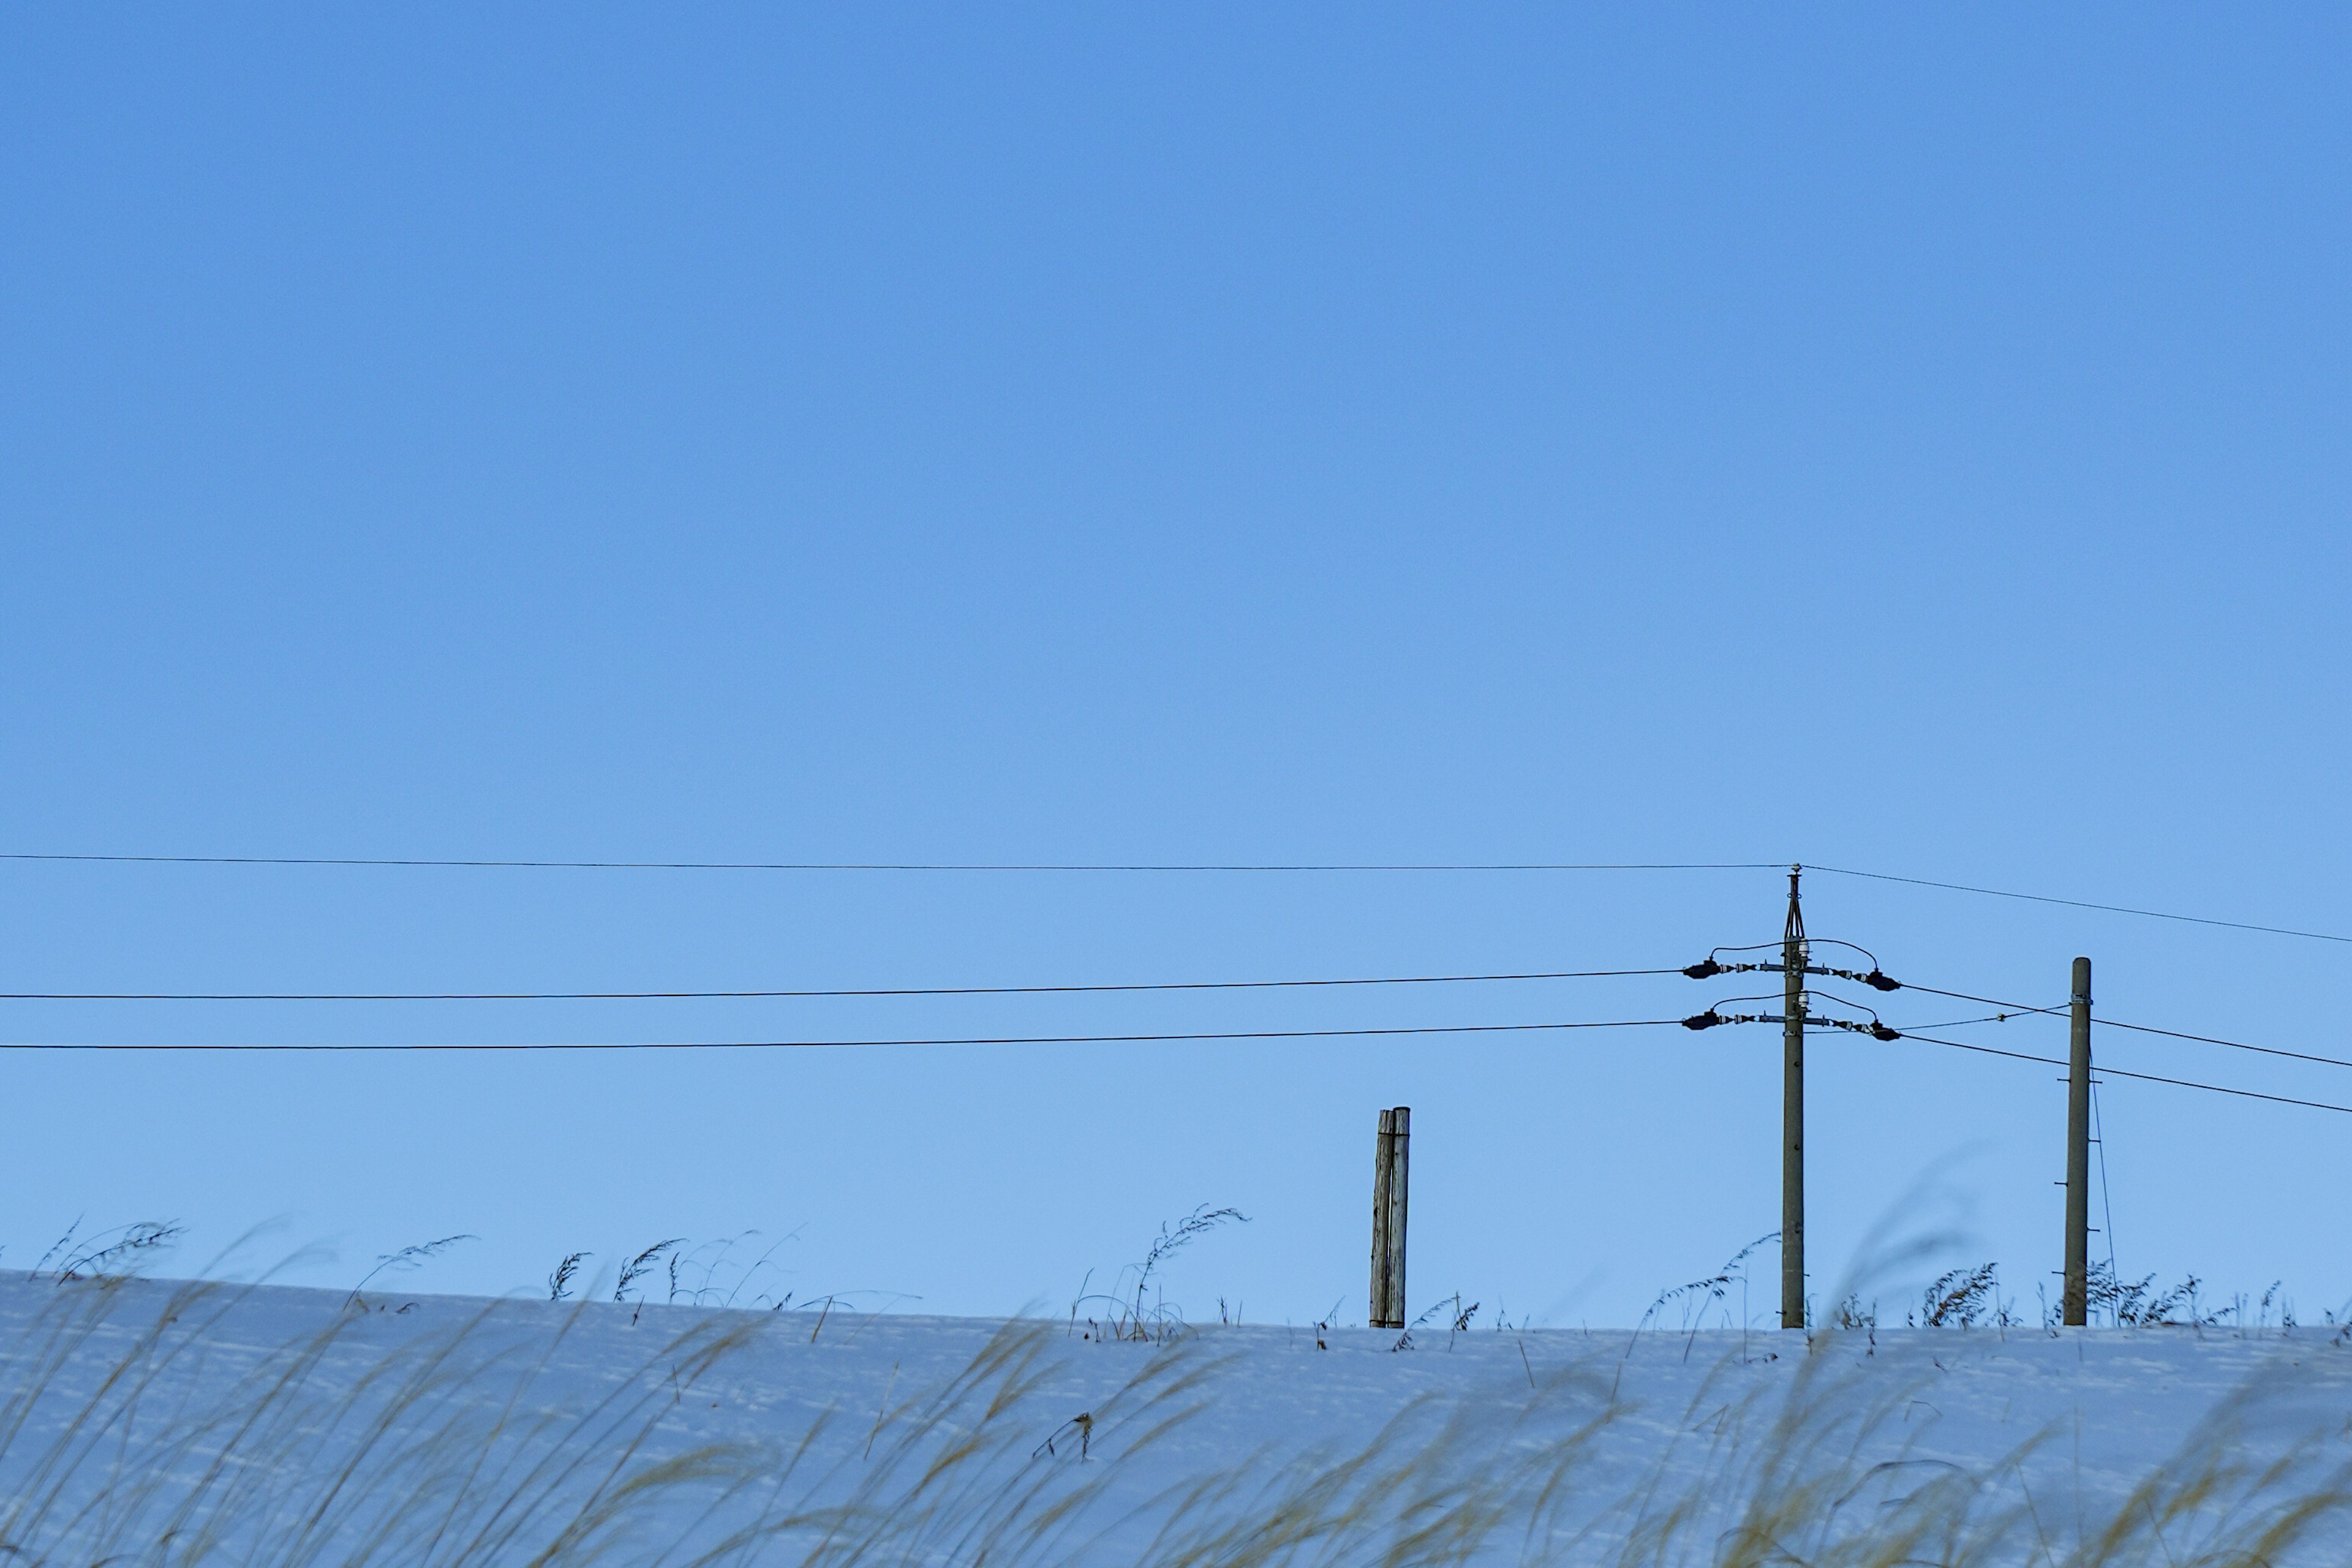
1681,1009,1899,1041
1683,957,1902,991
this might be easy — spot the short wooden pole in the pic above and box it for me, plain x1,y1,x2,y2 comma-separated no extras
1370,1110,1392,1327
1369,1106,1410,1328
1384,1107,1409,1327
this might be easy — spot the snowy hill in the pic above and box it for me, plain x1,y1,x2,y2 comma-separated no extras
2,1270,2346,1565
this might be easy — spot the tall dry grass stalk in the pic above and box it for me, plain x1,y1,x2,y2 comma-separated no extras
1593,1321,2351,1568
0,1273,2344,1566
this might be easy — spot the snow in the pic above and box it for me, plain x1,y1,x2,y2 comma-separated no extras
2,1270,2347,1564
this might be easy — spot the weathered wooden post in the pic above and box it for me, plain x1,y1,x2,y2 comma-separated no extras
1369,1106,1410,1329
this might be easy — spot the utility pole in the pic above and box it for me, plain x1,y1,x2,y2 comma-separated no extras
1781,867,1807,1330
1681,868,1901,1327
1369,1107,1409,1329
2062,956,2093,1325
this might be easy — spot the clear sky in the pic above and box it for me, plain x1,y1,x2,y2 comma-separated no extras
2,7,2346,1328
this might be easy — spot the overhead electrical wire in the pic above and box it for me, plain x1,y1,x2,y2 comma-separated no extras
1890,1031,2352,1117
1893,982,2068,1013
10,850,2344,948
0,967,1684,1003
1806,864,2351,946
15,967,2335,1077
1693,960,2352,1111
21,951,2349,1091
1893,982,2352,1074
1888,1014,2020,1032
10,844,2346,1112
0,1018,1687,1052
14,993,2348,1113
0,854,1775,873
2087,1017,2352,1074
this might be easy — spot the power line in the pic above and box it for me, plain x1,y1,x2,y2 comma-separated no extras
1889,1014,2020,1032
17,998,2352,1117
1894,982,2352,1074
0,967,1684,1003
1807,864,2351,946
21,951,2346,1071
1891,1031,2352,1117
21,848,2343,948
0,853,1776,873
1892,982,2066,1014
2096,1017,2352,1074
0,1018,1689,1052
23,1009,2346,1115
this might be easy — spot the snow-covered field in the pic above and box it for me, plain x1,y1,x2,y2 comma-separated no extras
2,1270,2347,1565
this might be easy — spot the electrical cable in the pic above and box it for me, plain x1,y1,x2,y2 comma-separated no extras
0,1017,1691,1052
1897,983,2352,1073
27,1012,2342,1115
1706,937,1882,968
1891,1032,2352,1116
1889,1014,2021,1032
1806,864,2351,946
0,967,1684,1003
1889,982,2065,1014
24,959,2343,1072
0,854,1779,873
2095,1017,2352,1073
16,850,2343,945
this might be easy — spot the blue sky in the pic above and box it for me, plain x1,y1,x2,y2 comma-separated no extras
2,7,2346,1326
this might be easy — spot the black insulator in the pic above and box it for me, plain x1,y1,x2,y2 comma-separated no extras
1871,1023,1900,1041
1863,969,1901,992
1682,1011,1724,1031
1683,958,1726,979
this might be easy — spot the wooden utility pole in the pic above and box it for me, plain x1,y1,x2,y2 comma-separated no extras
1781,868,1807,1330
1369,1107,1410,1329
2062,956,2093,1325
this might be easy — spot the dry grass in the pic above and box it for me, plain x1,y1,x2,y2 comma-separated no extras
0,1270,2345,1567
1592,1317,2352,1568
